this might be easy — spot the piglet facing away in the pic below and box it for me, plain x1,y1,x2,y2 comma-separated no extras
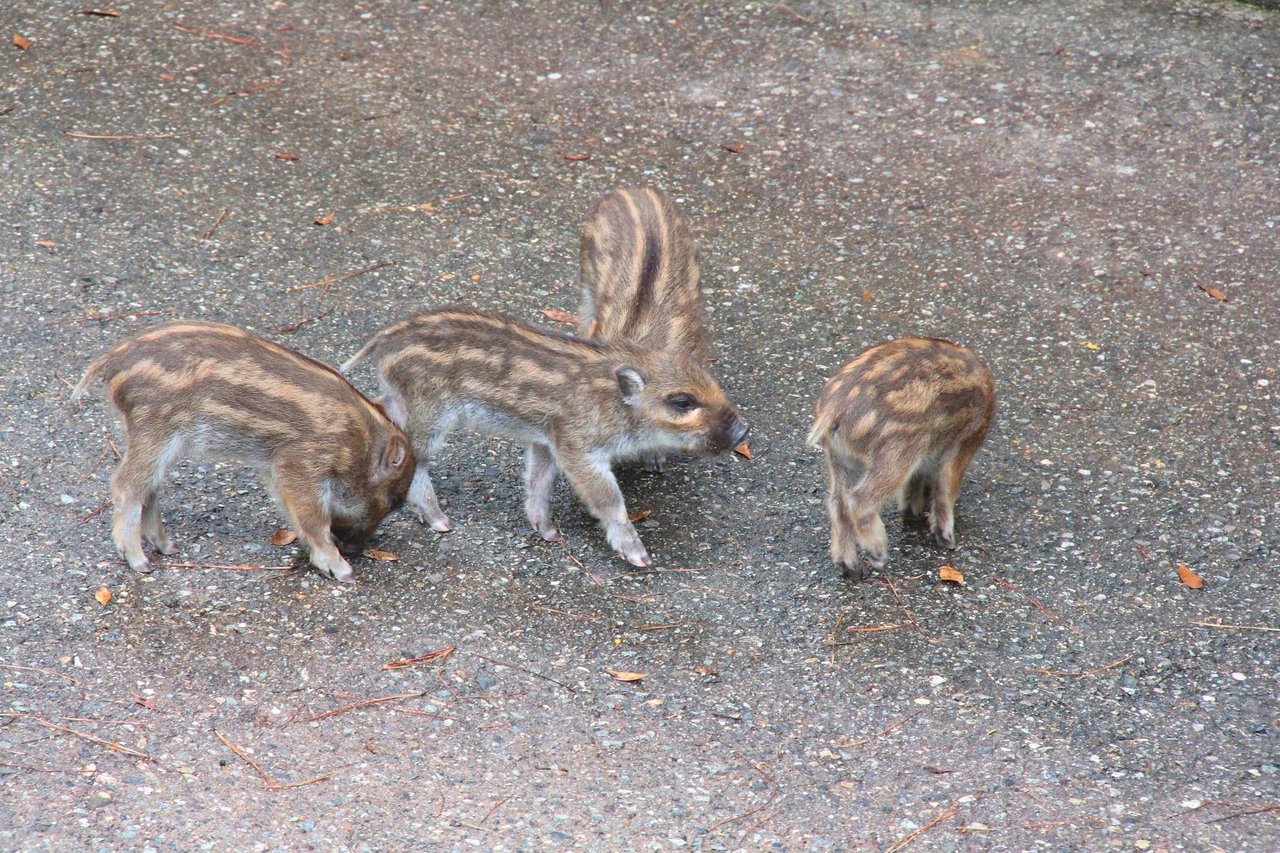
807,338,995,580
342,307,749,569
578,186,709,362
73,321,415,583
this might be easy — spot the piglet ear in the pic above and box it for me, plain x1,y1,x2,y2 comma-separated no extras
381,434,410,472
616,367,646,405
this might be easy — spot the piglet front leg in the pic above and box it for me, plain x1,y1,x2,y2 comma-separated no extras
558,450,651,568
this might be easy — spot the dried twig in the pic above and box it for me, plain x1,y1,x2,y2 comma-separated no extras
79,498,112,524
836,709,926,748
200,208,228,240
557,541,604,586
707,790,784,834
160,562,293,572
381,646,456,671
0,760,99,775
993,576,1056,621
885,804,960,853
1192,620,1280,633
0,663,79,684
773,3,814,24
214,729,329,790
273,306,333,334
64,131,177,141
528,604,600,622
25,716,151,760
309,691,427,722
1024,654,1133,678
173,22,290,61
470,652,575,694
480,793,514,825
209,83,275,108
638,623,683,632
884,577,923,633
1207,804,1280,824
288,261,393,293
65,310,166,325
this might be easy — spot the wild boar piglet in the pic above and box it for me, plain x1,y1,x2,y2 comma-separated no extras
808,337,994,579
342,308,749,568
73,321,414,583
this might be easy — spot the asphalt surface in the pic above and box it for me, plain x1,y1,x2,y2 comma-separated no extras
2,1,1278,850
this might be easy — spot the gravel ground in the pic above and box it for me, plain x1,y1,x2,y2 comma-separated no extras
1,1,1277,850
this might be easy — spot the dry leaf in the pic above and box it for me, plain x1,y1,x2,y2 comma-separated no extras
131,692,158,711
721,143,744,153
628,509,652,523
733,442,753,460
362,548,399,562
938,565,965,584
94,586,112,607
1177,563,1204,589
694,665,718,676
13,34,32,50
313,210,336,226
605,669,645,682
861,290,874,302
541,309,582,325
1081,341,1100,351
34,240,56,248
273,152,300,161
1195,283,1228,302
563,153,591,161
269,528,297,546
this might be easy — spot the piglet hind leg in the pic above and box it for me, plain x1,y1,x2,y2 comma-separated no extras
110,444,174,573
559,452,651,567
523,443,562,542
140,493,179,557
407,464,452,532
930,441,982,550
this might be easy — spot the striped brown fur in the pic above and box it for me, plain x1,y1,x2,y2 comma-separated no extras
807,338,995,579
74,321,414,582
343,308,749,568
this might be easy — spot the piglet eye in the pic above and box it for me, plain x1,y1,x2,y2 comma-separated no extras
666,393,699,413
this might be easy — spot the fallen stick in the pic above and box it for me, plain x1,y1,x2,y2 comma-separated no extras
28,716,151,760
64,131,177,141
214,729,329,790
381,646,456,671
1024,653,1133,678
885,804,960,853
200,208,228,240
837,709,927,748
470,652,575,694
993,576,1056,621
160,562,293,572
309,691,427,722
0,663,79,684
1191,620,1280,633
287,261,393,293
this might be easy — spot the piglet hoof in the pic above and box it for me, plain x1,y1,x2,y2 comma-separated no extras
430,519,453,534
315,558,356,584
129,557,153,574
838,561,866,581
149,539,179,556
644,455,668,474
538,525,563,543
627,552,653,569
933,527,957,550
867,552,888,571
